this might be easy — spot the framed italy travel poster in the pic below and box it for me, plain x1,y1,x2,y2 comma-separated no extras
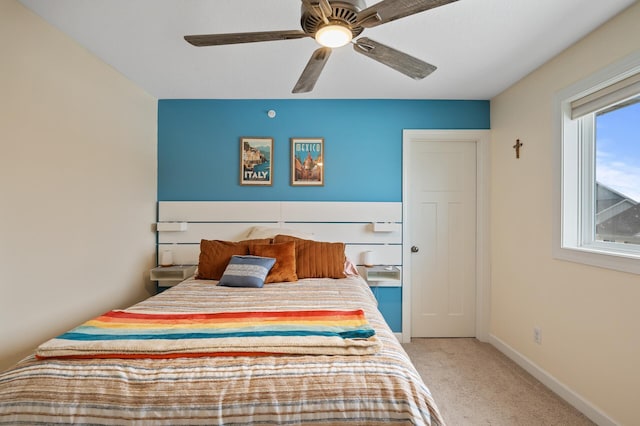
240,137,273,186
291,137,324,186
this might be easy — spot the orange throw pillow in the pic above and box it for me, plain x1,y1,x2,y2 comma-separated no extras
197,239,271,280
274,235,346,279
250,241,298,283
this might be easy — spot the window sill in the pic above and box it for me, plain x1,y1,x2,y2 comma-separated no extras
553,245,640,275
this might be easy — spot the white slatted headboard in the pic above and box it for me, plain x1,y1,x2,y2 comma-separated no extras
157,201,402,284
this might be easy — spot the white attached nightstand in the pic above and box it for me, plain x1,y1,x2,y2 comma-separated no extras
357,265,401,287
150,265,197,291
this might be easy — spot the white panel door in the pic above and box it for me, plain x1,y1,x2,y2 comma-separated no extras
410,140,477,337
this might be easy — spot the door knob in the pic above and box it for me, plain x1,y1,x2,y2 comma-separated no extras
411,246,419,253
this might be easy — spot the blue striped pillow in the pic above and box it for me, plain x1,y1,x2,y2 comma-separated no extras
218,255,276,288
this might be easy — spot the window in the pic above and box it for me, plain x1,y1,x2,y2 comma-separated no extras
554,52,640,274
594,97,640,245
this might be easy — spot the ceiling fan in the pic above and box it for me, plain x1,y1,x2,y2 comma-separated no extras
184,0,458,93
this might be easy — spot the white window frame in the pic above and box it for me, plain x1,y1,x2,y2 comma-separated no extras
553,50,640,275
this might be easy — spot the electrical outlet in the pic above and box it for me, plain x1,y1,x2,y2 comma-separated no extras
533,327,542,344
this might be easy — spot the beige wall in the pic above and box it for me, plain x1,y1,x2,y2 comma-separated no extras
490,3,640,425
0,1,157,371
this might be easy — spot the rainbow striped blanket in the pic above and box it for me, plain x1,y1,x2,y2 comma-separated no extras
35,309,380,359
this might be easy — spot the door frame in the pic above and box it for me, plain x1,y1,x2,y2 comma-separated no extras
402,130,491,343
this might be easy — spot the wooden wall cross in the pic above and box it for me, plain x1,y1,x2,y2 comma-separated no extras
513,139,523,159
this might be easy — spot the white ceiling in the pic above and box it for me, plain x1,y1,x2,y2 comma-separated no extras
19,0,636,100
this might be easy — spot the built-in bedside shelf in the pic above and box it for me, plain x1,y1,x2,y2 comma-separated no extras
150,264,197,289
357,265,401,287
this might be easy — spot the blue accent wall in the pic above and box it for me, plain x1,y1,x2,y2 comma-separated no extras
158,99,490,332
158,99,489,201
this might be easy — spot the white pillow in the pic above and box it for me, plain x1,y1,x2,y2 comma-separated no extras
244,225,315,240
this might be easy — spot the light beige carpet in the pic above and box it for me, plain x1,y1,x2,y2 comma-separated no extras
402,338,594,426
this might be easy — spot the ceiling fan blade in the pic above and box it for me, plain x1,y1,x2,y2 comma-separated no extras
357,0,458,28
353,37,436,80
292,47,332,93
185,30,309,47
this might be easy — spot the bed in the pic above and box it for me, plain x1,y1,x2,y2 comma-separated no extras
0,202,445,424
0,276,444,425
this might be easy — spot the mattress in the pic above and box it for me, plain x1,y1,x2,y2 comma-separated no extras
0,276,445,425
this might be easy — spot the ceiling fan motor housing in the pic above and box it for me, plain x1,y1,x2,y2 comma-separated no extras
301,0,366,37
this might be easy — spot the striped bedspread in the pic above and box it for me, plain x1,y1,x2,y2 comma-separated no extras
0,276,445,425
35,309,380,359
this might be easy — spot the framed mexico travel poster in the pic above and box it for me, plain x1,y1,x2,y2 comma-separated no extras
240,137,273,186
291,137,324,186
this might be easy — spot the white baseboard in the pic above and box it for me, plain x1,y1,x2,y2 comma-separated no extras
489,334,618,426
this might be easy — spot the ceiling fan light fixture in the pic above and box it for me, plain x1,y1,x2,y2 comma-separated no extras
315,24,352,48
